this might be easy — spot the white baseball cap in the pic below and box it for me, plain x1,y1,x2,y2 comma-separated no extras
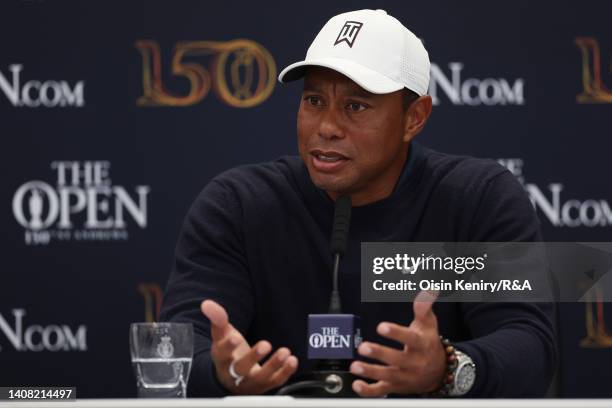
278,9,430,96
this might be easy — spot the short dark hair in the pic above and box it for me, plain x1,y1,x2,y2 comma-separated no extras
402,88,420,110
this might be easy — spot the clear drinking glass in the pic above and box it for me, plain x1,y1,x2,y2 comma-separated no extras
130,322,193,398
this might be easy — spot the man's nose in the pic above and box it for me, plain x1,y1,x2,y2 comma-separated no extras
318,106,344,140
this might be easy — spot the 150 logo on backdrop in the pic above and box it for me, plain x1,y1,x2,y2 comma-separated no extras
135,39,276,108
575,37,612,103
0,64,85,108
12,161,150,245
137,283,162,323
498,158,612,227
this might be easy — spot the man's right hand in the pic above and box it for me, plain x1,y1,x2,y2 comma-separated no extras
201,299,299,394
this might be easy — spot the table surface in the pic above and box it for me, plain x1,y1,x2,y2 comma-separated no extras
1,398,612,408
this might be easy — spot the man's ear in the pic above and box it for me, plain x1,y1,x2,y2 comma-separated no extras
403,95,433,142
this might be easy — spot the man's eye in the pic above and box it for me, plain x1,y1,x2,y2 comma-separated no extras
347,102,366,112
305,96,322,106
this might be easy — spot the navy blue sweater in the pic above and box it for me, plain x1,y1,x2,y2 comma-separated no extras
161,142,556,397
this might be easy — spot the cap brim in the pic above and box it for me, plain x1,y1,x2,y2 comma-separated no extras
278,57,404,94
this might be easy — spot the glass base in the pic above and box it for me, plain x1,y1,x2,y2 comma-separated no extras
137,385,186,398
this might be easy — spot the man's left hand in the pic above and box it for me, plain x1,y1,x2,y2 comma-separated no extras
350,290,447,397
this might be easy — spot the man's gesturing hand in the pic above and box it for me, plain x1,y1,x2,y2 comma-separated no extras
201,300,299,394
349,291,446,397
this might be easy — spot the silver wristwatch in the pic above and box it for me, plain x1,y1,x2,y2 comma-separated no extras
447,350,476,396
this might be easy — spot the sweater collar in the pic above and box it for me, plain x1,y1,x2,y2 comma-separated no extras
297,141,426,212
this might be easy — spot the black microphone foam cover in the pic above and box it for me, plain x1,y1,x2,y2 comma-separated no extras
330,195,351,256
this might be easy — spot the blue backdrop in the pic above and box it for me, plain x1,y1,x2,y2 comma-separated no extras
1,0,611,398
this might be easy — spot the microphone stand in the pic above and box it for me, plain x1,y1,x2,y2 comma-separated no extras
277,196,359,397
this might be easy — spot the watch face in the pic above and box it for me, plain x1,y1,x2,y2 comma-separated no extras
456,363,476,394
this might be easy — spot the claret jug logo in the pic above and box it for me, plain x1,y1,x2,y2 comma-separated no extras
12,161,150,245
575,37,612,103
334,21,363,48
135,39,276,108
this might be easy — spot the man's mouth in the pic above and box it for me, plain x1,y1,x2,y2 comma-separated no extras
310,150,349,172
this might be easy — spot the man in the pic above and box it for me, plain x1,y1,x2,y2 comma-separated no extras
161,9,555,397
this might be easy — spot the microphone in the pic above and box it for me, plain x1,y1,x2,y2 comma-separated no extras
330,194,351,255
308,195,358,363
278,195,362,397
329,194,351,314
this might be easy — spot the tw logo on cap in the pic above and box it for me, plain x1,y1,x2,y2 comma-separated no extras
334,21,363,48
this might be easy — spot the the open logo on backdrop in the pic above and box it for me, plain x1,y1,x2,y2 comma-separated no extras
575,37,612,103
135,39,276,108
12,161,150,245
